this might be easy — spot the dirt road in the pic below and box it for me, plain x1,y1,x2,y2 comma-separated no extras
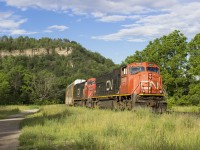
0,109,38,150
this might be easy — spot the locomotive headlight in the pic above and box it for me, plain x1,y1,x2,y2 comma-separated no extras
160,90,163,94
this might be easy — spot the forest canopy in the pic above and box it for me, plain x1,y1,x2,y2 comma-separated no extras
0,37,116,104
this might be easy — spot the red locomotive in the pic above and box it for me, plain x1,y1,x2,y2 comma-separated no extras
65,62,167,112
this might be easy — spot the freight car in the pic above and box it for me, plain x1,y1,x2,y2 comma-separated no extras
65,62,167,112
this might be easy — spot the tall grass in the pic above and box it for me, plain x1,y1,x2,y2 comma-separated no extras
0,106,19,119
0,105,39,119
172,106,200,112
19,105,200,150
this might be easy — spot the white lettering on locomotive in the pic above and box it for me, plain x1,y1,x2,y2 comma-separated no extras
106,80,113,91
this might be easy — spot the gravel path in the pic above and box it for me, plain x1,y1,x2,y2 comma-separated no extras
0,109,39,150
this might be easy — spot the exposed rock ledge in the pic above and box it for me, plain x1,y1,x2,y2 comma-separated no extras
0,47,73,57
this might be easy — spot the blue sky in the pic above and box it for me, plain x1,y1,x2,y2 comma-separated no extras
0,0,200,64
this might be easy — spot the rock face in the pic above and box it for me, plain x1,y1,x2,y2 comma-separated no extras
0,47,73,57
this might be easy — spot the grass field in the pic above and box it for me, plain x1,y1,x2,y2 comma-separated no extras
18,105,200,150
171,106,200,113
0,105,40,119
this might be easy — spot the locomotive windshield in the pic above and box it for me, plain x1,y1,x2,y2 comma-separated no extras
147,67,159,74
129,66,145,75
88,80,95,85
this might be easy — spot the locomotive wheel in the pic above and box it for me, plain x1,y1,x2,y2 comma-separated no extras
151,101,167,113
125,100,132,110
147,100,156,107
82,100,86,107
94,100,100,109
118,101,125,110
112,100,118,110
157,102,167,113
86,99,92,108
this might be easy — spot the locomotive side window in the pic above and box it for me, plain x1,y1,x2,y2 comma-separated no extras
129,66,145,75
147,67,160,74
121,66,127,75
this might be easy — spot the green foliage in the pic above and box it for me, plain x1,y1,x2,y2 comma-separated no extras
0,105,38,119
0,107,20,119
185,83,200,105
172,106,200,112
0,36,116,104
187,33,200,105
124,30,195,105
0,36,70,53
0,71,10,104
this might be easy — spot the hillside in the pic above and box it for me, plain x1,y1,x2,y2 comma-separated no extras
0,36,117,105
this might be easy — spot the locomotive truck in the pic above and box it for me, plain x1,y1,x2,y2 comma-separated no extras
65,62,167,112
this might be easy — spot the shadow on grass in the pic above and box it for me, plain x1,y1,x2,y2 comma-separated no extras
19,107,107,150
19,108,72,129
0,108,20,119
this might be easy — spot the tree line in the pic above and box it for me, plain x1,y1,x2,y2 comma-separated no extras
123,30,200,106
0,37,116,105
0,31,199,106
0,36,71,53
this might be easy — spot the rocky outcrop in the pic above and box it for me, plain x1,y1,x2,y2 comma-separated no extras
0,47,73,57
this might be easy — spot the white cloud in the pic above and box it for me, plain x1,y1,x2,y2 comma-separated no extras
93,2,200,42
2,0,200,42
97,15,128,22
0,11,13,19
0,18,27,29
2,0,178,15
96,15,141,22
0,11,36,35
46,25,68,32
9,29,37,35
44,30,53,33
127,38,146,42
91,12,105,18
49,25,68,31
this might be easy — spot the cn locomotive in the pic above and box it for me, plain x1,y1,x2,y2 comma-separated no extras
65,62,167,112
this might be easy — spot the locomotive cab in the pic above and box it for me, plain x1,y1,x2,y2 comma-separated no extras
120,62,163,95
119,62,166,112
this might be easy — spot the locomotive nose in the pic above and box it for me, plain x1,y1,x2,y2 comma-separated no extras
140,72,161,94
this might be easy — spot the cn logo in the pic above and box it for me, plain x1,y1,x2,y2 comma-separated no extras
106,80,113,91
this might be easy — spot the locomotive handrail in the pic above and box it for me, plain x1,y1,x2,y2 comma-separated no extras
131,76,141,108
131,82,140,95
131,76,141,95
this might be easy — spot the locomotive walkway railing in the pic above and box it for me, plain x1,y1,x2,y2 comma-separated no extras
131,76,141,95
